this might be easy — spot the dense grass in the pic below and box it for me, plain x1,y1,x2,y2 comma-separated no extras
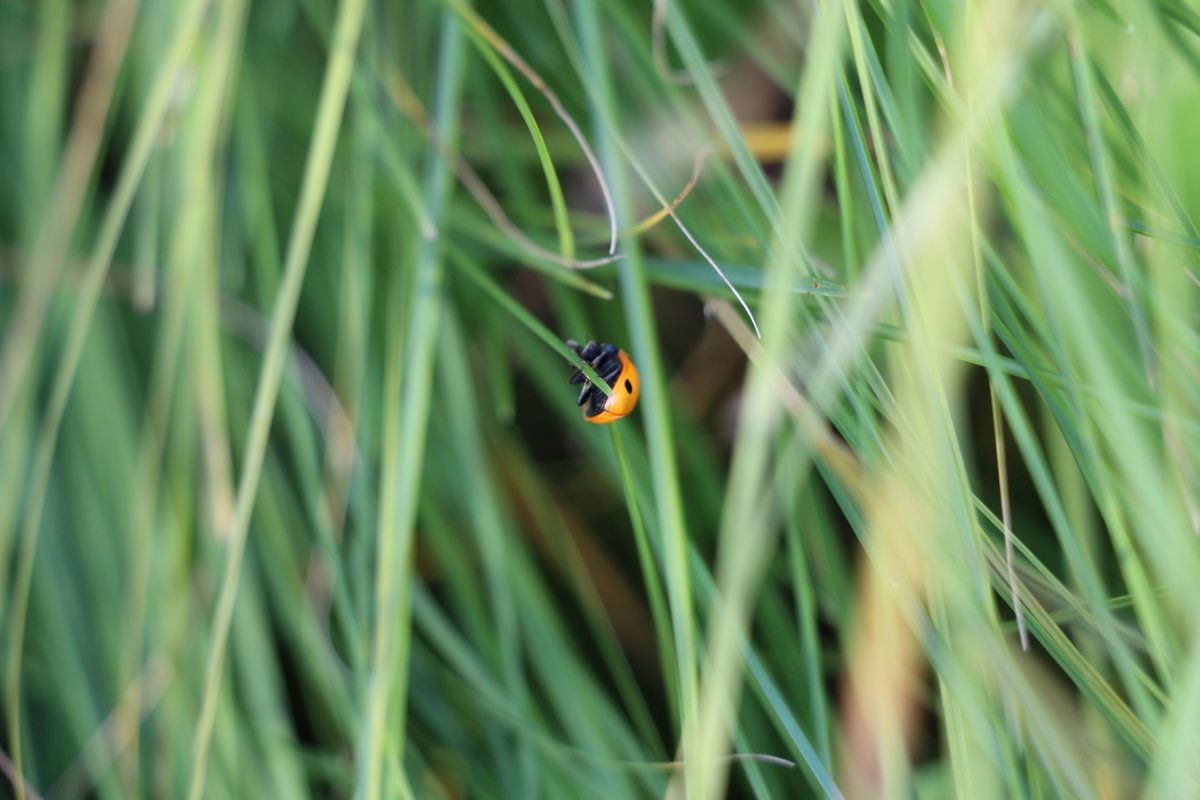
2,0,1199,797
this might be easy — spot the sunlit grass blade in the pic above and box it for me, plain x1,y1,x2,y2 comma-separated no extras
356,13,465,800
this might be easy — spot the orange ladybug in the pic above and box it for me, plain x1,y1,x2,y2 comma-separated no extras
566,340,640,424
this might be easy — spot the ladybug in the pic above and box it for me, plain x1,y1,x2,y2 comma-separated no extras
566,340,640,423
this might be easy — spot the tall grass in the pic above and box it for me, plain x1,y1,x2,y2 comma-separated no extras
2,0,1199,797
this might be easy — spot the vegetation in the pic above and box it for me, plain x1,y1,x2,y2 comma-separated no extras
1,0,1198,797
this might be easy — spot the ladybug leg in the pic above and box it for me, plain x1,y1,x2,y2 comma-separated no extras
567,340,594,385
566,340,602,377
589,349,620,383
569,367,609,392
586,386,609,416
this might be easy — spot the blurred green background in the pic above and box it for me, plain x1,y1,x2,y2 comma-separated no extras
2,0,1199,797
